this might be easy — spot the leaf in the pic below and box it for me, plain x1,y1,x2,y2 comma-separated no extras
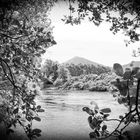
99,111,104,115
117,97,123,104
12,19,21,27
21,105,25,110
102,125,107,131
119,115,123,119
100,108,111,113
124,17,128,21
0,112,5,123
82,107,94,116
94,109,98,114
88,117,98,129
26,116,32,122
19,118,28,126
121,97,127,103
34,133,41,137
129,86,137,96
132,67,140,75
103,113,110,118
113,63,123,76
129,97,136,105
3,58,10,63
37,105,41,109
95,130,100,137
135,69,140,79
117,96,128,104
123,70,131,80
34,116,41,122
29,109,36,117
52,40,57,45
113,93,117,97
0,80,13,90
120,89,127,96
37,109,45,112
32,84,36,88
115,79,128,96
13,108,19,114
32,128,41,134
89,132,96,139
31,101,36,105
33,90,37,95
90,101,99,110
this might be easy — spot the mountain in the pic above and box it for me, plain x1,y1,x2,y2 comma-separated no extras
123,61,140,69
62,56,111,76
63,56,106,67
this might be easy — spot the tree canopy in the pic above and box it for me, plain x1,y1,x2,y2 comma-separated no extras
42,59,59,82
0,0,57,139
62,0,140,52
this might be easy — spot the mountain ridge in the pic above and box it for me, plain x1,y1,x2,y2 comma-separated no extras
62,56,140,69
63,56,108,67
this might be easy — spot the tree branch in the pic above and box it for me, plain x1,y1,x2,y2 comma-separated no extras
135,79,140,122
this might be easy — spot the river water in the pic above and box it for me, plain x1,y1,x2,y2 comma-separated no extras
34,90,127,140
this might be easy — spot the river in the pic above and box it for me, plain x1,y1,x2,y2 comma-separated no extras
34,89,127,140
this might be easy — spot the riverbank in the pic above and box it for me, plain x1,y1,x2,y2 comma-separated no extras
36,89,140,140
42,72,119,92
0,88,140,140
38,89,140,140
41,86,110,95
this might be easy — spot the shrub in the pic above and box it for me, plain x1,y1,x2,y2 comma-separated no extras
72,81,84,90
83,63,140,139
53,78,64,87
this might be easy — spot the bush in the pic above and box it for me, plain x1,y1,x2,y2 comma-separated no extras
59,72,120,92
89,85,108,92
53,78,64,87
73,81,84,90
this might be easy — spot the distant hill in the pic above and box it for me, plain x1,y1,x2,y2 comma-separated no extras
62,56,111,76
63,56,106,67
123,61,140,69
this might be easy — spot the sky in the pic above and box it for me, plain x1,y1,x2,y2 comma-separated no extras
42,1,140,67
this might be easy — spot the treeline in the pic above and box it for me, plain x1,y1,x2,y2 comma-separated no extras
41,59,70,83
41,59,111,84
41,59,119,92
59,72,119,91
65,63,111,76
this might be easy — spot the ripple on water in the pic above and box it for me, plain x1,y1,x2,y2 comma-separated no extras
35,90,127,140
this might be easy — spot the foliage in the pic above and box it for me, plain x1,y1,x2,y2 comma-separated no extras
82,103,112,139
66,63,111,76
83,63,140,139
42,59,59,82
112,63,140,121
89,85,107,92
60,1,140,137
41,59,111,88
62,0,140,54
53,78,64,87
0,0,56,139
57,65,70,83
59,72,118,91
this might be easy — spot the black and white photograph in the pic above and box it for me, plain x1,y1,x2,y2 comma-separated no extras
0,0,140,140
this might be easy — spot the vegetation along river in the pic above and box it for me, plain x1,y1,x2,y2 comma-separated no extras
34,89,127,140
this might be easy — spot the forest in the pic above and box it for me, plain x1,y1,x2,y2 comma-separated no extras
41,59,116,91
